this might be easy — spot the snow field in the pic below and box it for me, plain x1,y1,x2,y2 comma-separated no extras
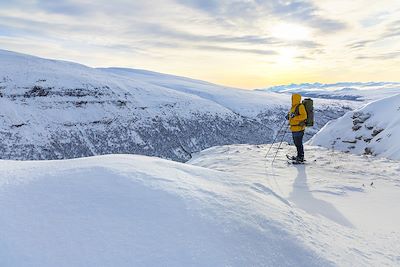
0,143,399,266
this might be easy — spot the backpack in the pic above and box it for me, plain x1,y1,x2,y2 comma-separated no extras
295,98,314,127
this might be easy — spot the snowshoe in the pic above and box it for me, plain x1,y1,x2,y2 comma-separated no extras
286,154,306,164
288,160,305,165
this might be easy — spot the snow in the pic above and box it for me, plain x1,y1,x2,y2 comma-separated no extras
0,154,326,266
1,143,399,266
0,49,356,161
0,49,289,118
0,49,233,118
100,67,290,117
308,94,400,160
190,143,400,266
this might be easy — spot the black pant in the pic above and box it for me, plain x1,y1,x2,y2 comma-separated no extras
292,131,304,159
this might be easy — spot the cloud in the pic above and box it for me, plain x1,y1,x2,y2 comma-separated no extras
381,20,400,38
356,51,400,60
0,25,17,37
347,40,374,49
126,22,321,51
196,45,278,55
176,0,219,13
36,0,90,15
296,55,314,60
0,1,324,57
0,0,90,16
176,0,346,33
348,19,400,50
0,14,109,43
268,0,346,32
360,11,389,27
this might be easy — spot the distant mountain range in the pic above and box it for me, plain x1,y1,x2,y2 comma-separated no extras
260,82,400,101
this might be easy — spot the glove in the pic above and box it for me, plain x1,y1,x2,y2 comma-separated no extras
290,113,296,118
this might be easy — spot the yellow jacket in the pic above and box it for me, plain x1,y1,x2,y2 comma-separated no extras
288,94,307,132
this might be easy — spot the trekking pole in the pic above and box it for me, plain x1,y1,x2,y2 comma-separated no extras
264,120,286,159
271,126,288,165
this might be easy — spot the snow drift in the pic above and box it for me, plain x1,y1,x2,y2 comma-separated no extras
0,154,328,267
1,143,399,266
308,94,400,160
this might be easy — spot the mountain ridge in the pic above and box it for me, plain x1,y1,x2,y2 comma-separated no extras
0,49,355,161
308,93,400,160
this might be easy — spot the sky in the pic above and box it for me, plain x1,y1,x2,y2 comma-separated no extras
0,0,399,89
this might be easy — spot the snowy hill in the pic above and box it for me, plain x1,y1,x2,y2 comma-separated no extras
260,82,400,101
1,144,399,266
308,94,400,160
0,49,354,161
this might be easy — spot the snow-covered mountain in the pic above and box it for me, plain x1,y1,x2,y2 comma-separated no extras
260,82,400,101
1,49,398,265
1,143,399,266
0,49,354,161
308,94,400,160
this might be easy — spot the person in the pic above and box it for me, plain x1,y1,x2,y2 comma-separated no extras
287,93,307,162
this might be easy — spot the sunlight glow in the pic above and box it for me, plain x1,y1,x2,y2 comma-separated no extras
277,47,297,65
271,23,311,41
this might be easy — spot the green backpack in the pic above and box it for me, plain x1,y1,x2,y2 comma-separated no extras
295,98,314,127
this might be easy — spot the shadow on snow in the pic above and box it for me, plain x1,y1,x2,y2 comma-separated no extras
289,165,354,228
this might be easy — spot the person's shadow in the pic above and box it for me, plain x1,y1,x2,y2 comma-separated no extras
289,165,353,228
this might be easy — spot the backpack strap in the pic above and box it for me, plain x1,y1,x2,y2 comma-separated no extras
294,104,306,127
294,104,302,116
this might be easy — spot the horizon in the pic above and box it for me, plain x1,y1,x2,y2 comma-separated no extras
3,47,400,90
1,1,399,89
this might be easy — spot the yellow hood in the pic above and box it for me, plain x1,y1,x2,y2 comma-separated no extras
291,94,301,107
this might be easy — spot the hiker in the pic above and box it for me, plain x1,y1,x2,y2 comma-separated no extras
287,93,307,162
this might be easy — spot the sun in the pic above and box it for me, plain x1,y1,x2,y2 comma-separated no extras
271,23,311,41
277,47,298,65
